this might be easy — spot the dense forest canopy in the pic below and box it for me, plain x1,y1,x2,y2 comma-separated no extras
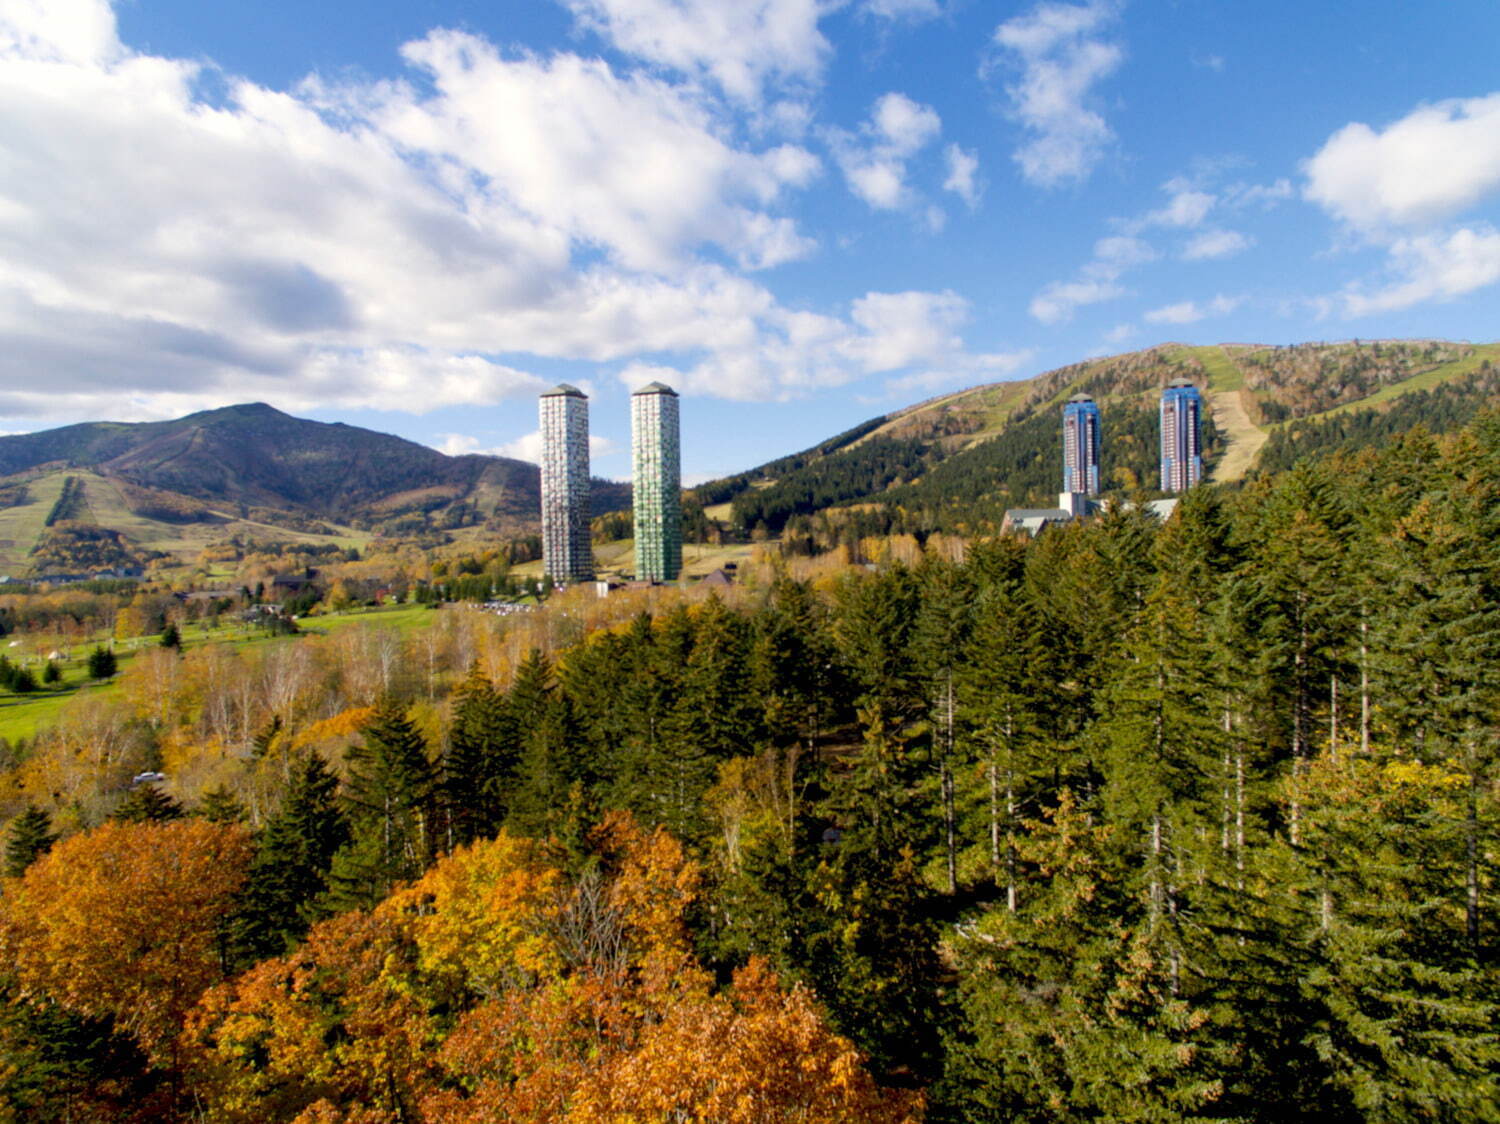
0,409,1498,1119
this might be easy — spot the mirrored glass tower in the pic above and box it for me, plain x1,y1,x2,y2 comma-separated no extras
1160,378,1203,493
1062,392,1101,499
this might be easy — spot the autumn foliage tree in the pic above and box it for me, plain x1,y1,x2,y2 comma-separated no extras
186,813,919,1123
0,819,252,1070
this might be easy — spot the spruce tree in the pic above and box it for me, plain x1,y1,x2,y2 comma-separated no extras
86,645,116,680
237,752,350,958
4,805,57,878
912,555,974,893
443,663,514,847
197,785,247,824
112,784,183,823
325,699,435,910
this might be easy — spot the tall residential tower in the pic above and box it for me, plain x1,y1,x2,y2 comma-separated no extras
1062,393,1101,507
631,381,682,582
1160,378,1203,493
540,384,593,583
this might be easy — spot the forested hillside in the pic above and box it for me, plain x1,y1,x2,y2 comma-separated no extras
0,408,1497,1120
695,339,1500,543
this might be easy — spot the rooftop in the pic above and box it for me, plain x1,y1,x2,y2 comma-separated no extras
632,380,678,396
541,383,587,398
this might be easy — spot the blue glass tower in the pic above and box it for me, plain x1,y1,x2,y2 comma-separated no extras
1160,378,1203,493
1062,393,1101,497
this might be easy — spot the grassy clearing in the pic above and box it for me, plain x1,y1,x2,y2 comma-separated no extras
1192,345,1247,393
0,603,438,742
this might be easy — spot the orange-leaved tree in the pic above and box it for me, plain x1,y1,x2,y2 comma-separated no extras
0,818,252,1070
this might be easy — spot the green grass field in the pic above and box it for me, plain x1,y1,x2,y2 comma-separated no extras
0,603,440,742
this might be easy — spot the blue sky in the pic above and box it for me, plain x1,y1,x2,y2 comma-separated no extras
3,0,1499,480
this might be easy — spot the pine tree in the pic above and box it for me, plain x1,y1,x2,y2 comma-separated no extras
86,645,116,680
4,805,57,878
911,555,974,893
197,785,247,824
112,784,183,823
159,623,181,650
236,753,351,959
326,700,435,910
443,663,513,847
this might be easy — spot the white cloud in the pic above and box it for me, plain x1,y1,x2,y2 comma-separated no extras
1145,182,1214,228
617,288,1025,401
829,92,942,210
1143,294,1242,325
0,0,912,420
991,0,1122,187
1030,277,1123,324
1304,94,1500,231
942,144,981,206
1183,228,1252,260
884,348,1032,398
559,0,829,103
445,430,616,464
1029,234,1153,323
1339,227,1500,317
1224,177,1292,208
1306,95,1500,316
847,289,967,370
1104,322,1136,343
862,0,943,21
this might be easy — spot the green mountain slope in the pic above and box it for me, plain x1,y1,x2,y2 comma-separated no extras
694,339,1500,536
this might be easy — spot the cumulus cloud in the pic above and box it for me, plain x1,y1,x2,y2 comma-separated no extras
942,144,981,206
439,430,617,463
990,0,1123,186
618,288,1025,402
1143,294,1241,325
861,0,943,22
829,92,943,210
0,0,948,419
1304,94,1500,231
1306,94,1500,315
1183,229,1252,260
559,0,830,103
1338,227,1500,317
1029,234,1154,323
1144,181,1214,228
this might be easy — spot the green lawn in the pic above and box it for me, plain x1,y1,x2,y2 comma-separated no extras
0,602,440,742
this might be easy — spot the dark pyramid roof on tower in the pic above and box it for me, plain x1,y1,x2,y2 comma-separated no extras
541,383,587,398
632,381,679,396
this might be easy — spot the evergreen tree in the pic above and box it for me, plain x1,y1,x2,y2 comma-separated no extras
112,784,183,823
324,700,435,911
912,555,974,893
238,752,350,959
85,645,116,680
41,660,60,685
196,785,247,824
443,663,513,847
159,623,181,651
4,805,57,878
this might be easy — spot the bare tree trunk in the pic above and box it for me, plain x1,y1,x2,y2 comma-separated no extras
942,674,957,895
1329,674,1339,760
1359,616,1370,754
1467,738,1481,958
